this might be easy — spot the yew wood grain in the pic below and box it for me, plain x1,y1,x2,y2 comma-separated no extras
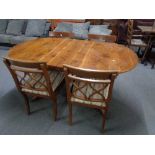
8,38,138,73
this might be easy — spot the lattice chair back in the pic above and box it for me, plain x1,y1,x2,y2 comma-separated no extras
127,19,134,45
3,57,54,97
88,34,117,43
63,65,118,107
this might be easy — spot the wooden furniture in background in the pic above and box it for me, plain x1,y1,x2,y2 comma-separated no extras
135,19,154,27
51,31,74,38
138,26,155,33
49,19,86,30
87,19,119,35
85,19,104,25
116,19,154,44
149,42,155,69
49,19,117,35
3,57,64,120
8,38,138,73
138,25,155,67
127,19,148,57
63,64,118,131
117,19,128,44
88,34,117,43
102,19,118,35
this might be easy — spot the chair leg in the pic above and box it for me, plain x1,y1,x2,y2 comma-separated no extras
68,102,72,125
50,97,57,121
102,109,107,131
151,63,155,69
137,47,141,57
21,93,30,115
141,45,149,64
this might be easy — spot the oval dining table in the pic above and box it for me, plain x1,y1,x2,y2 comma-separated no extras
7,38,138,73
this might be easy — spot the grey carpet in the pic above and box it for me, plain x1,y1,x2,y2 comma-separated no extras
0,46,155,135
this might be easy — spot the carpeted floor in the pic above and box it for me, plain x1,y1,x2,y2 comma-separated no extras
0,46,155,135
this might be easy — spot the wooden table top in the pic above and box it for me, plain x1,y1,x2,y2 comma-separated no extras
8,38,138,73
138,26,155,34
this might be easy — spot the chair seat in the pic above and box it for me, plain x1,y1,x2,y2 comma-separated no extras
70,81,110,107
132,34,143,38
131,39,147,47
22,70,64,96
71,97,106,107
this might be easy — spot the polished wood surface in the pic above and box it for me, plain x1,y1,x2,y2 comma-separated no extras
8,38,138,73
138,26,155,34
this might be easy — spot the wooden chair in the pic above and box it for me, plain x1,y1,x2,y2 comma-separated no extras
52,31,74,38
88,34,117,43
127,19,148,56
3,57,64,121
63,65,118,131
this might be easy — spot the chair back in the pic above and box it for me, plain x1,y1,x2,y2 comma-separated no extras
127,19,134,45
63,65,118,105
3,57,54,97
52,31,74,38
88,34,117,43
